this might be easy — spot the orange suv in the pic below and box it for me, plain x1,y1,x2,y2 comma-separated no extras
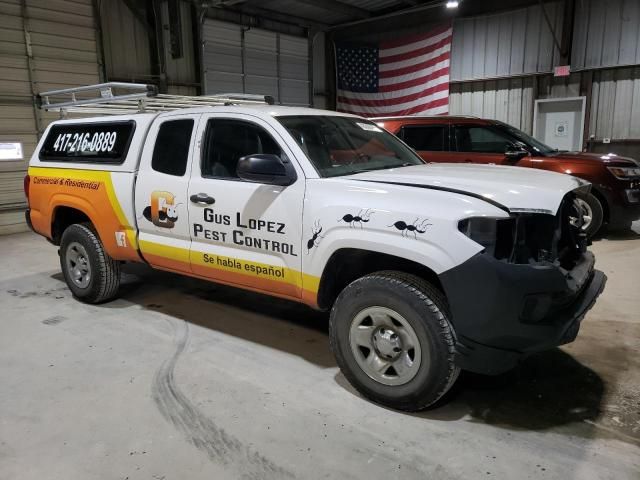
375,116,640,236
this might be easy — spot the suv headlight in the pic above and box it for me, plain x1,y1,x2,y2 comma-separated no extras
607,166,640,179
458,217,515,259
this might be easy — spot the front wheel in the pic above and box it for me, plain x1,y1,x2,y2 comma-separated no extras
329,271,460,411
60,223,120,304
576,193,604,237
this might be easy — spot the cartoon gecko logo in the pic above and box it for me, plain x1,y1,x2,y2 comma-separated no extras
142,191,179,229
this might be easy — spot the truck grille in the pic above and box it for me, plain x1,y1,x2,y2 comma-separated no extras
496,193,587,267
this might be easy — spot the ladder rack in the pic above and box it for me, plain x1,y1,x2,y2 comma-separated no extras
38,82,275,116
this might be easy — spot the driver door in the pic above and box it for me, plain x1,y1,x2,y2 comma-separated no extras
187,113,305,300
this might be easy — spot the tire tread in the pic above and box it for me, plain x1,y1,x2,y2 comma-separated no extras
329,270,460,411
61,223,120,303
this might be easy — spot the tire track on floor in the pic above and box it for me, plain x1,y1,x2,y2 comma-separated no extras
152,320,294,479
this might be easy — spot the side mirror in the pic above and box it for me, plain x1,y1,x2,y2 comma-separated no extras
237,154,297,186
505,148,529,160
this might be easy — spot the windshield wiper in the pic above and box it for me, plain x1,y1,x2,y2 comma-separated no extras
349,162,415,174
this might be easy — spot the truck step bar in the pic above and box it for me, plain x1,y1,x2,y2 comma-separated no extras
38,82,275,116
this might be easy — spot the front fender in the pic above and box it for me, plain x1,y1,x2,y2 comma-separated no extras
301,178,509,299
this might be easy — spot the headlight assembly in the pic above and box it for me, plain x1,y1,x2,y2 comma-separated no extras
458,217,515,259
607,166,640,180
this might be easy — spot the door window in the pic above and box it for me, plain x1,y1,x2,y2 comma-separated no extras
400,125,446,151
201,119,283,179
453,126,513,153
151,119,194,176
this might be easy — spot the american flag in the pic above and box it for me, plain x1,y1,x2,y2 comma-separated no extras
336,24,452,117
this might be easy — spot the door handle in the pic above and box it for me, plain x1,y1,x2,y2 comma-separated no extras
190,193,215,205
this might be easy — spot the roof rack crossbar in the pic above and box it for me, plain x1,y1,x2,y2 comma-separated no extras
38,82,275,115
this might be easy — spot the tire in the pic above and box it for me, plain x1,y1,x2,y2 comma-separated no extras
329,271,460,411
576,192,604,238
60,223,120,304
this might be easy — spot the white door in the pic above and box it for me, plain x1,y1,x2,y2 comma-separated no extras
187,113,305,300
135,113,200,273
533,97,586,152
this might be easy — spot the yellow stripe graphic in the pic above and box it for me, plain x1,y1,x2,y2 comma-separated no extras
29,167,321,298
28,166,137,248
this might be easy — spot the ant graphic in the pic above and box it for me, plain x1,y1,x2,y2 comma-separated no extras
389,218,432,238
306,220,324,253
338,208,373,228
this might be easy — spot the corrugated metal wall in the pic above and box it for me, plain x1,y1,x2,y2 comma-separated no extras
99,0,152,81
449,78,535,133
202,19,243,94
572,0,640,70
538,72,583,99
0,0,100,234
312,31,327,109
161,0,197,95
202,19,310,106
450,1,563,82
451,67,640,150
590,66,640,141
100,0,197,94
450,0,640,159
279,32,310,106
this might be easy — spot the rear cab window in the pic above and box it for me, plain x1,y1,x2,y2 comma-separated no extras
151,119,194,176
39,121,136,164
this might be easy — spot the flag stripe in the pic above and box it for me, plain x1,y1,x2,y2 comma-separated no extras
380,52,450,79
379,24,452,51
379,37,451,68
379,28,453,59
337,82,449,108
338,73,449,100
379,63,449,89
379,69,449,93
337,90,449,115
337,97,449,117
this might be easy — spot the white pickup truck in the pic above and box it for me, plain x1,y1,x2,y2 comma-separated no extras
26,83,606,411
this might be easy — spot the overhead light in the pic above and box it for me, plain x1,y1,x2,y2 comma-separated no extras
446,1,459,8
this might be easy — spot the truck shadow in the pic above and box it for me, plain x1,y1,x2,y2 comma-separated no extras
417,349,605,432
102,264,607,435
593,226,640,241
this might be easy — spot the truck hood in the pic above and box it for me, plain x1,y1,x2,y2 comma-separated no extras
347,163,588,215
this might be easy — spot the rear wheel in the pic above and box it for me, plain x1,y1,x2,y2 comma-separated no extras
60,224,120,303
576,193,604,237
329,271,460,411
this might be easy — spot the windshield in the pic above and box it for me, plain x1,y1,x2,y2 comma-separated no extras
495,121,556,155
277,115,425,177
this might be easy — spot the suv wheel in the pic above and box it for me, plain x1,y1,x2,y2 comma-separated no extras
60,224,120,303
329,271,460,411
576,193,604,237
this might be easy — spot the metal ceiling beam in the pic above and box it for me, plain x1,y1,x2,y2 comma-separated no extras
291,0,372,19
331,0,444,29
215,2,330,29
211,0,248,6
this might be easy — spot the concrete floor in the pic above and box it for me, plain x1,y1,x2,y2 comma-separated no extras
0,227,638,480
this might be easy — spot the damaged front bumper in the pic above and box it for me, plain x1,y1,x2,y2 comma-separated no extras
439,251,607,375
